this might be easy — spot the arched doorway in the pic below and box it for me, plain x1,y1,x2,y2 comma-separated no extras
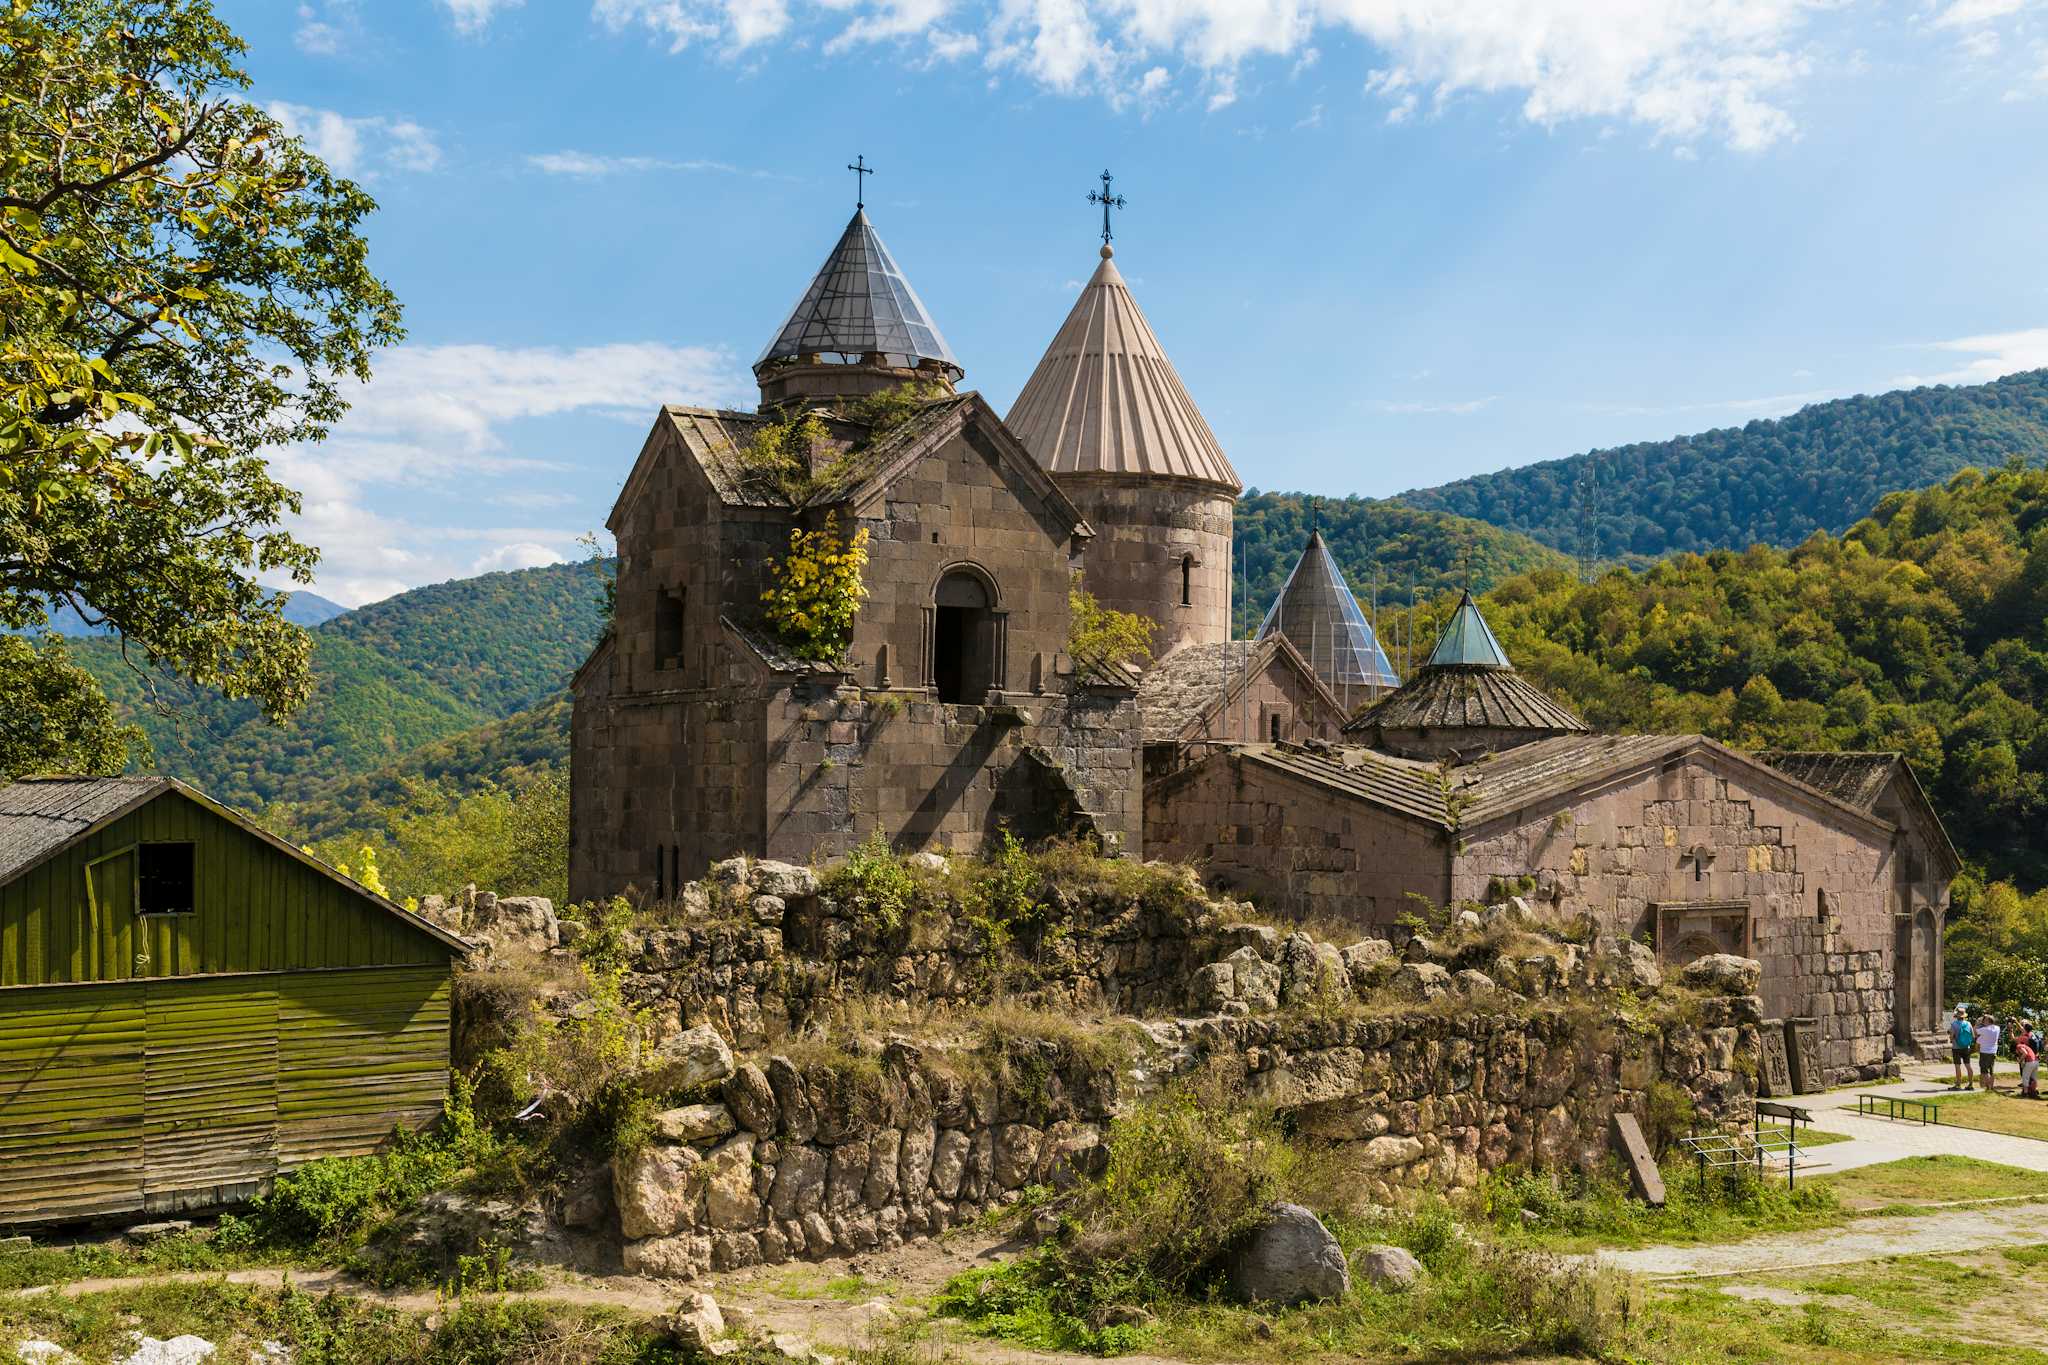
932,569,996,704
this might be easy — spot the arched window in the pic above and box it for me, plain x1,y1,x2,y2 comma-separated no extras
933,569,996,704
1179,555,1193,607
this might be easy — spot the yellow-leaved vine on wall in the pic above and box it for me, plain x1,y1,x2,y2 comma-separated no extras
1067,572,1155,671
763,510,871,663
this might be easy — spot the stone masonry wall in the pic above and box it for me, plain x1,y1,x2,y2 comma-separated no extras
1144,752,1451,925
1059,476,1234,659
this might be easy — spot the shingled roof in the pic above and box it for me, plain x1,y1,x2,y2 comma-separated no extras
1135,636,1341,743
0,775,164,883
1760,752,1897,811
1213,732,1898,837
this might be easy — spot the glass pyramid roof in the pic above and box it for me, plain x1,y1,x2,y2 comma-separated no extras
755,210,961,375
1427,591,1512,668
1256,531,1401,690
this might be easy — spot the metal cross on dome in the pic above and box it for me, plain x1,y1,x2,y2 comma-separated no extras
1087,169,1126,246
848,154,875,210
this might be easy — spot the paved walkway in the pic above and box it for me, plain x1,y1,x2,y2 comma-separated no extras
1599,1199,2048,1278
1772,1063,2048,1174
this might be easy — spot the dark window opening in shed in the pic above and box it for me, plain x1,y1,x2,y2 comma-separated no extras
1180,556,1193,607
139,842,195,915
1269,712,1281,744
655,587,686,671
934,570,993,704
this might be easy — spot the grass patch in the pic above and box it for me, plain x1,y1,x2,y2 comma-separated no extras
1903,1087,2048,1143
1815,1154,2048,1211
1479,1158,1845,1252
1638,1250,2048,1363
0,1280,687,1365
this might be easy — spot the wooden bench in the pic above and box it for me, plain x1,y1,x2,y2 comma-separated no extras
1856,1093,1941,1125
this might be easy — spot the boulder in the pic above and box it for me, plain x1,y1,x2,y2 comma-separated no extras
992,1123,1045,1190
1681,954,1762,996
768,1145,827,1220
723,1063,780,1135
1226,947,1281,1011
1356,1244,1423,1292
749,893,786,928
929,1129,971,1198
699,1134,760,1230
123,1220,193,1244
482,895,559,951
1453,909,1483,933
642,1025,735,1096
1226,1203,1350,1306
1192,960,1238,1010
767,1057,818,1140
1340,939,1393,990
750,860,818,900
1618,940,1662,991
1390,962,1452,1001
623,1233,710,1279
1360,1135,1425,1170
555,918,589,948
115,1336,217,1365
1218,923,1281,955
1453,969,1497,996
613,1144,702,1240
662,1290,727,1355
653,1104,736,1144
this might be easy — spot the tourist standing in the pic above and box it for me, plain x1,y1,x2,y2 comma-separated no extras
2021,1025,2041,1100
1978,1014,2002,1091
1950,1007,1974,1089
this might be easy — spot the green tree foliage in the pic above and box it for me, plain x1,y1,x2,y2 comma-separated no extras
1067,573,1155,671
309,767,568,908
1230,493,1570,639
0,0,401,776
70,559,607,810
1400,370,2048,560
0,633,138,774
1470,463,2048,886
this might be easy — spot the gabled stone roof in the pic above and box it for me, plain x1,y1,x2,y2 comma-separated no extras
1006,246,1239,491
756,210,961,379
1136,636,1342,743
1760,752,1897,811
1207,732,1901,838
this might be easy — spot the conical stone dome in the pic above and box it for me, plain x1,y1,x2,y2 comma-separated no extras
1006,246,1239,491
1257,530,1400,693
1007,244,1239,659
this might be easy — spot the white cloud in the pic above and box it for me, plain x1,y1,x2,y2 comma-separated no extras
527,150,742,176
275,341,750,605
267,102,441,178
472,541,572,575
1899,328,2048,386
1294,101,1324,127
1932,0,2028,28
294,1,361,56
1366,395,1499,415
591,0,1829,149
440,0,524,36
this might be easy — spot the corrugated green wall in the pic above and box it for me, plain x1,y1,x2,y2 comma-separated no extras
0,790,448,987
0,965,451,1225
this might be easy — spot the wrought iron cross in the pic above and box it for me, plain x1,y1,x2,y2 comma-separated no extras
1087,169,1126,246
847,154,875,210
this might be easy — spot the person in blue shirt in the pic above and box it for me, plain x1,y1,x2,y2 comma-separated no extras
1949,1006,1974,1090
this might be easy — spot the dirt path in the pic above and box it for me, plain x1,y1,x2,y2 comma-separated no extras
1600,1199,2048,1277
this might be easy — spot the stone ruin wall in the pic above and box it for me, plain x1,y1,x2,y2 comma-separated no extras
459,859,1764,1282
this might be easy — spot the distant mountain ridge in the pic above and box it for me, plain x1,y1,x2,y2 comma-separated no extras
71,559,610,813
1398,369,2048,560
10,589,349,637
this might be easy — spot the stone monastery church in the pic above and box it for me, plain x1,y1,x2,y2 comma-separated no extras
570,195,1959,1085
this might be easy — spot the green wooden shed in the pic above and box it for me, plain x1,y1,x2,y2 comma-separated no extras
0,775,468,1225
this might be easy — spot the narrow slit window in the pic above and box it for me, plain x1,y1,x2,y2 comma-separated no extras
655,587,686,670
139,842,196,915
1269,712,1282,744
1180,556,1193,607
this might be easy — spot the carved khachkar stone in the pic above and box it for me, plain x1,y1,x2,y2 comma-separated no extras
1758,1019,1793,1097
1785,1017,1823,1094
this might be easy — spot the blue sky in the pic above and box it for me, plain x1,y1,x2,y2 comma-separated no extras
220,0,2048,605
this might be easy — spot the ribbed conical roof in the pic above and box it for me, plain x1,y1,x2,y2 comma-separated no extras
1343,589,1587,752
1255,530,1400,690
1005,246,1240,490
1429,591,1512,668
755,210,961,377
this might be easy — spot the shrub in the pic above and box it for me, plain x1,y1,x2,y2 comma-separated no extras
1067,573,1154,671
822,831,929,934
762,509,870,663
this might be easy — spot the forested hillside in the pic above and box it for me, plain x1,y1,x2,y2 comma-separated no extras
1400,369,2048,560
75,560,607,811
1460,462,2048,886
1231,494,1570,639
